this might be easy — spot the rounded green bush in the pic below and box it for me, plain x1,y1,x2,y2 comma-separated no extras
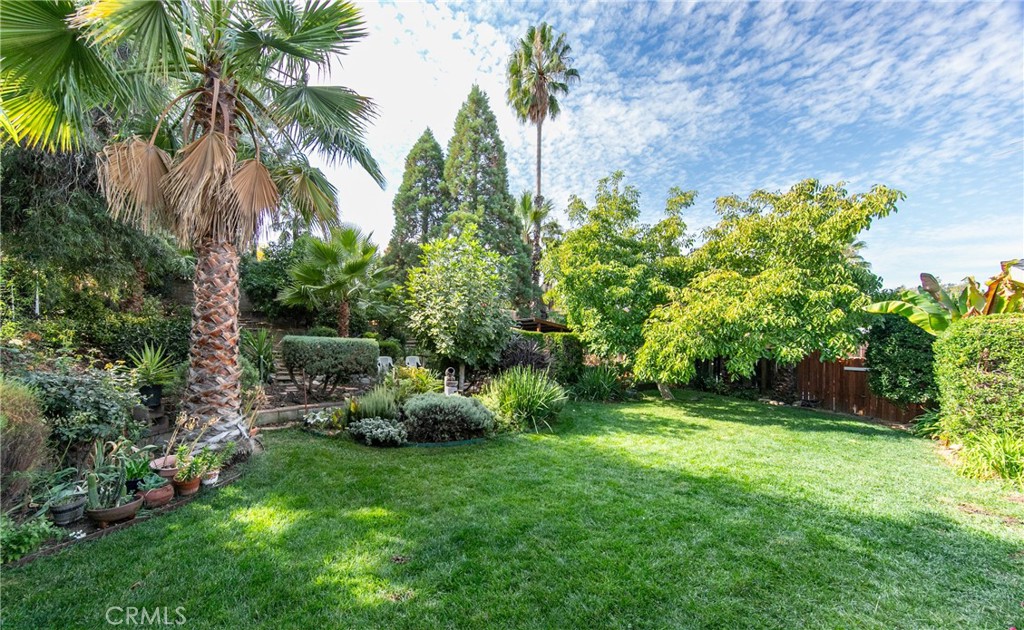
402,393,494,443
934,313,1024,442
480,366,567,432
377,339,403,361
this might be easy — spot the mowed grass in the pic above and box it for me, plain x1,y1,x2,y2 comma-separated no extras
3,392,1023,629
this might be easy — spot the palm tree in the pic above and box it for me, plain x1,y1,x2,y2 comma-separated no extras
515,191,553,314
1,0,384,452
279,227,391,338
505,22,579,213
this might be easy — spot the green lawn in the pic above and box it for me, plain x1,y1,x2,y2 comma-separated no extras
3,393,1023,629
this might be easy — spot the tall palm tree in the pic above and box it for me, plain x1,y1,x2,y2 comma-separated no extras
506,23,579,210
1,0,384,451
278,226,391,337
515,191,553,314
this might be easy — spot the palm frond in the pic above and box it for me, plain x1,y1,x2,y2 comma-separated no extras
72,0,188,77
96,137,172,232
163,131,237,245
273,158,339,234
231,158,281,242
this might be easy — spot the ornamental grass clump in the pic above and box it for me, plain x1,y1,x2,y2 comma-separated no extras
350,385,398,421
480,367,567,433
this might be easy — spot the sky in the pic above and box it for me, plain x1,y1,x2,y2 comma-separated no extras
313,0,1024,289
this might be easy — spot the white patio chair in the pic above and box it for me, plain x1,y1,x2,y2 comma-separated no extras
377,356,394,374
404,355,422,368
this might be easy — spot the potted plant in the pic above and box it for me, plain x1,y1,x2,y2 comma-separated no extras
44,469,86,526
84,442,142,528
124,452,154,493
137,474,174,508
171,445,206,496
128,343,176,409
198,443,235,486
150,415,185,479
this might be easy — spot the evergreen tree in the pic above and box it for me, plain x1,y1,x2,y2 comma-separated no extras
384,129,449,279
444,85,531,308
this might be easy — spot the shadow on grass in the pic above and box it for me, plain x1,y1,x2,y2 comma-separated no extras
2,420,1021,629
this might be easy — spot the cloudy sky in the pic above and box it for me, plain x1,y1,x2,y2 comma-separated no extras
314,0,1024,288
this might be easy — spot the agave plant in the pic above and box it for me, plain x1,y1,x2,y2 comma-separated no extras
865,260,1024,335
1,0,384,451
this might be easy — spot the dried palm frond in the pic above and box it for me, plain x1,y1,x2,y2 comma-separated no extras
96,137,171,232
162,131,236,244
230,159,280,246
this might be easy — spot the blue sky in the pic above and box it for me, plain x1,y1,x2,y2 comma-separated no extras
319,0,1024,288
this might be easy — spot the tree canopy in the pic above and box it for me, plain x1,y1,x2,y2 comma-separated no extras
544,172,694,361
635,180,903,383
406,227,512,375
384,128,450,280
444,85,530,307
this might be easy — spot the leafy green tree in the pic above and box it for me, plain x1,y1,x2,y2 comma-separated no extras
406,227,513,388
384,128,450,280
1,0,383,450
635,180,903,385
506,22,579,313
279,227,391,338
544,172,694,365
444,85,531,307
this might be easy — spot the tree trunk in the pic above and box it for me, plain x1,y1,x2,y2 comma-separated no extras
529,221,543,316
337,300,350,337
657,382,675,401
458,363,466,391
535,120,543,203
182,238,254,455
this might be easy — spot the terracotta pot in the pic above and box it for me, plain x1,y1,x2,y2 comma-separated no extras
201,470,220,486
50,496,87,526
171,477,201,496
86,497,143,528
140,483,174,508
151,455,178,480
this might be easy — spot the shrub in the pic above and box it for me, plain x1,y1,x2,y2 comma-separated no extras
384,366,443,403
515,331,586,385
23,366,143,449
306,326,338,338
498,335,550,372
351,385,398,421
480,367,567,432
957,430,1024,488
241,328,275,383
77,299,191,363
934,314,1023,442
402,393,494,443
303,407,347,433
571,365,625,402
239,356,261,391
348,417,407,447
865,315,936,404
239,240,310,322
378,338,403,360
280,336,378,393
0,515,62,564
0,377,48,507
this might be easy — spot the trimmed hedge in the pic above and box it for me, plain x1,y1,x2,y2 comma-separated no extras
865,314,937,405
402,393,494,442
514,331,586,385
281,336,378,392
934,313,1024,442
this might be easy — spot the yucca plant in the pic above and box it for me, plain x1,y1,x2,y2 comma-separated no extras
241,328,275,384
480,366,567,433
1,0,384,453
128,342,176,387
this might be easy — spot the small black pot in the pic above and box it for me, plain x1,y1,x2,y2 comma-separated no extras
126,478,143,493
139,384,163,409
50,495,87,526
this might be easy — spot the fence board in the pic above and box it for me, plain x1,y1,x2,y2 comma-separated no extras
796,352,922,424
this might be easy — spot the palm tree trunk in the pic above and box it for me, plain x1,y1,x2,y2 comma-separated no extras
183,238,254,454
338,300,350,337
530,222,542,315
534,120,543,205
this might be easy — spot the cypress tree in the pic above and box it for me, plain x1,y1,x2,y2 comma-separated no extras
384,128,449,279
444,85,531,308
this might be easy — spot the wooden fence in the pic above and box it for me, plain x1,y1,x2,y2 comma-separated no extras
796,351,923,424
